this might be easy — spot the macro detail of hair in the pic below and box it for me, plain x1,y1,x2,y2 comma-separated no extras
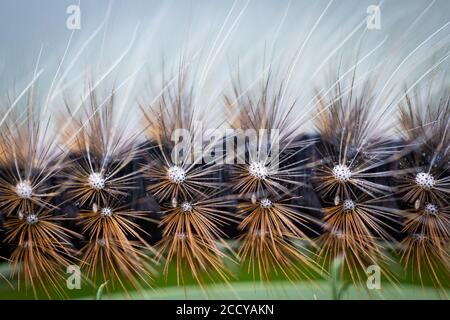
225,74,321,281
311,76,401,284
0,0,449,300
396,84,450,288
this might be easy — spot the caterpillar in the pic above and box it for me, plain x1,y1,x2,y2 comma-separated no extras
0,0,449,300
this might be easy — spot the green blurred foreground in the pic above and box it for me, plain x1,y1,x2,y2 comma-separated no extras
0,255,448,300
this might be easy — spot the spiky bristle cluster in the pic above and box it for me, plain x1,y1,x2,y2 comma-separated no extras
226,77,322,281
0,68,448,299
140,74,233,285
396,86,450,287
311,78,402,281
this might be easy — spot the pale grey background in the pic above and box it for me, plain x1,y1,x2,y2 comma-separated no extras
0,0,449,134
